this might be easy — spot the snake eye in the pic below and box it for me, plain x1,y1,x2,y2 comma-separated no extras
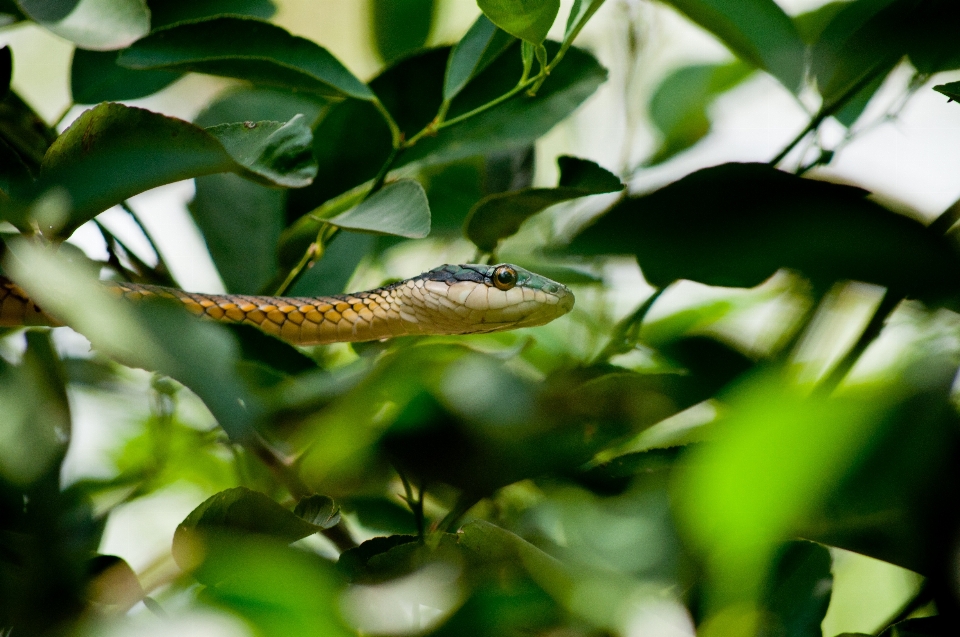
493,266,517,290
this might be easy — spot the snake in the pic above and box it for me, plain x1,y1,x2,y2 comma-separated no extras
0,263,575,346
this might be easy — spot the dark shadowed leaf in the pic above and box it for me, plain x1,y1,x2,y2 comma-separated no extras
0,136,30,194
646,61,752,165
372,0,435,64
0,91,58,173
567,163,960,301
118,16,375,100
287,229,376,297
0,45,10,100
5,103,315,238
227,323,318,376
173,487,330,567
660,0,805,92
443,14,515,101
326,179,431,238
880,617,948,636
758,541,833,637
16,0,148,50
478,0,560,44
465,156,621,252
793,1,848,45
70,49,182,104
935,82,960,103
293,494,341,529
147,0,276,29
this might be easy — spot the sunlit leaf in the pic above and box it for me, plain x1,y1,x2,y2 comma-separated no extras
70,49,182,104
118,16,375,100
443,14,515,101
478,0,560,44
326,179,431,238
659,0,805,92
567,163,960,302
16,0,149,50
372,0,435,64
465,155,621,252
646,61,752,165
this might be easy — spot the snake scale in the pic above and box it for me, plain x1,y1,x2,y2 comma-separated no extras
0,264,574,346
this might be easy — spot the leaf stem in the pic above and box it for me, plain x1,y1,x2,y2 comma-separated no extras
120,201,173,282
273,226,331,296
372,98,402,148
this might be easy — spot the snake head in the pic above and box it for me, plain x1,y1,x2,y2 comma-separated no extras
409,263,575,335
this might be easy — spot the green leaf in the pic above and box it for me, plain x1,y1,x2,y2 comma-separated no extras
659,0,805,92
205,115,317,188
0,330,70,486
117,16,375,100
372,0,435,64
147,0,276,29
810,0,915,106
70,49,182,104
793,1,848,45
478,0,560,44
173,487,334,568
880,617,947,637
0,45,10,101
443,14,515,101
646,61,752,165
565,0,606,40
5,242,264,444
293,495,341,529
0,136,31,194
934,82,960,103
16,0,149,50
567,163,960,301
0,91,59,173
759,541,833,637
6,103,316,238
465,155,621,252
326,179,431,238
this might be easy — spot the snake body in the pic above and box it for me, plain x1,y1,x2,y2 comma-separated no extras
0,264,574,346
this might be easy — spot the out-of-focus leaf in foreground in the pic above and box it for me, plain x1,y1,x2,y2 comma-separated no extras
3,103,316,239
659,0,805,92
0,330,69,486
16,0,149,50
758,541,833,637
567,163,960,302
465,155,622,252
646,61,752,165
118,16,375,100
674,371,890,613
5,242,263,443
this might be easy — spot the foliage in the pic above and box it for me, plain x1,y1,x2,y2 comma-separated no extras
1,1,960,636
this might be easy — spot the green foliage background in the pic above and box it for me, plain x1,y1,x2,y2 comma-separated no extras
2,0,960,636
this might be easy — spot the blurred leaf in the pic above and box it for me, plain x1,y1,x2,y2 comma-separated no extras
6,103,315,238
0,45,10,101
293,494,341,529
6,243,264,443
431,578,561,637
565,0,606,40
478,0,560,44
16,0,149,50
834,69,885,128
880,617,948,636
70,49,182,104
674,371,892,609
228,323,317,375
758,541,833,637
340,496,417,535
660,0,805,92
646,61,752,165
327,179,431,238
0,91,58,172
465,155,621,252
147,0,276,29
194,534,351,637
443,14,515,101
934,82,960,102
793,1,848,44
0,136,30,194
191,87,326,293
0,0,25,25
338,534,418,582
339,533,461,584
0,330,70,486
205,115,317,188
86,554,143,608
372,0,435,64
567,163,960,301
173,487,337,568
118,16,375,100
